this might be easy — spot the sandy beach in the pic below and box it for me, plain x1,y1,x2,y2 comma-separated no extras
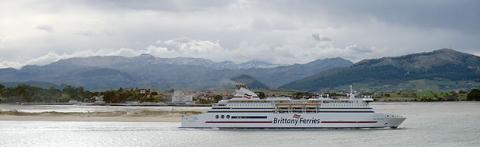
0,104,206,122
0,115,184,122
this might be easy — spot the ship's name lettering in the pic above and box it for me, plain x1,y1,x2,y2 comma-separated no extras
273,118,320,125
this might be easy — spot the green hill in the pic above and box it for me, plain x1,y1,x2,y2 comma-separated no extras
281,49,480,91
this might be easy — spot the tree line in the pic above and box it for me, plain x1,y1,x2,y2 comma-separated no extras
0,84,92,103
0,84,167,103
0,83,479,103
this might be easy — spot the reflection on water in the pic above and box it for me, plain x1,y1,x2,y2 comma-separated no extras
1,102,480,147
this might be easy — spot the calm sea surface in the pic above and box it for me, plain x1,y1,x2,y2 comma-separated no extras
1,102,480,147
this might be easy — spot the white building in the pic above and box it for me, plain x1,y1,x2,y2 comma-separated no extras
93,95,105,105
171,90,193,104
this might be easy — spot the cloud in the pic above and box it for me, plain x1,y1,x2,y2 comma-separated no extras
0,0,478,69
147,37,379,64
0,60,23,69
346,45,373,53
36,25,54,32
0,35,383,69
0,38,227,68
312,33,332,42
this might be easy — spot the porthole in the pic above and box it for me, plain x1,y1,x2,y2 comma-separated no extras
221,115,225,119
226,115,230,119
215,115,219,119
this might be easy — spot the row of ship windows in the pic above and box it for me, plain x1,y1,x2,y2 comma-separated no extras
215,115,230,119
276,110,320,113
322,101,359,103
224,103,368,106
318,104,368,107
228,104,272,107
215,115,267,119
226,101,364,104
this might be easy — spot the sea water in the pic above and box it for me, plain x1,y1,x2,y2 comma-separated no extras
1,102,479,147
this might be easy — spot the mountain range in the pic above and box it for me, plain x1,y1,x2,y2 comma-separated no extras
0,54,352,90
1,48,478,91
281,49,480,91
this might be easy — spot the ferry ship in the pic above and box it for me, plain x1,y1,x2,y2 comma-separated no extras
181,87,406,129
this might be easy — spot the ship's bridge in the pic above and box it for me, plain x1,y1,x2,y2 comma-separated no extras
231,87,260,100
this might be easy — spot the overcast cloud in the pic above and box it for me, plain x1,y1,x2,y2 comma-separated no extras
0,0,479,68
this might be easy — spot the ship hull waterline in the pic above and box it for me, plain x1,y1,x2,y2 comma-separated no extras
181,112,406,129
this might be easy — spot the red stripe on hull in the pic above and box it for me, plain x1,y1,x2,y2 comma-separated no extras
205,121,273,123
321,121,377,123
205,121,377,124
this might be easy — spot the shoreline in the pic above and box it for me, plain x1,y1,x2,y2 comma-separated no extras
1,102,478,122
0,115,183,122
0,110,200,122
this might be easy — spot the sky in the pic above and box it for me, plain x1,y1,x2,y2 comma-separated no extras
0,0,479,68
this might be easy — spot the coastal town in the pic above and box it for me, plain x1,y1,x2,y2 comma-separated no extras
1,83,479,107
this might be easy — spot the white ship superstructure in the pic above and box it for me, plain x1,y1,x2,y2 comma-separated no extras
181,87,406,129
